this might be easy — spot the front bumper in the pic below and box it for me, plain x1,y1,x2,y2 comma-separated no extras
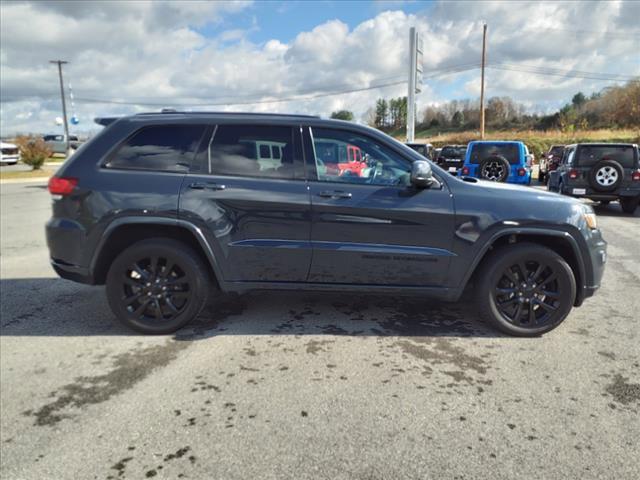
576,228,607,306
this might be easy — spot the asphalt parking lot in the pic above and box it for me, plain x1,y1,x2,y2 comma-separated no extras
1,181,638,480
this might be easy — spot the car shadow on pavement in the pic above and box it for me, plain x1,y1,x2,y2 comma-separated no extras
0,277,502,339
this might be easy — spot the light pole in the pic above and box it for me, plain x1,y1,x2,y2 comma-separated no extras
50,60,71,154
407,27,422,143
479,24,487,139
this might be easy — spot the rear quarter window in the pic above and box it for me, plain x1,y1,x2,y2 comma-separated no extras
106,124,206,172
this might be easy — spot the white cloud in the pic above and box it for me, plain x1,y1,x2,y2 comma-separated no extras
1,0,638,135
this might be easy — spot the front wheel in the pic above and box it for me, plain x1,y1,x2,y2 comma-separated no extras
106,239,212,334
476,243,576,336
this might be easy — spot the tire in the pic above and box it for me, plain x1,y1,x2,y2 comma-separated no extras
476,243,576,337
599,200,610,206
106,238,212,334
479,155,510,182
620,196,639,214
588,159,623,192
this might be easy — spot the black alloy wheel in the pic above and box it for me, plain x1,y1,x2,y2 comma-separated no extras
479,155,510,182
122,257,189,321
106,239,211,334
493,260,561,327
477,243,576,336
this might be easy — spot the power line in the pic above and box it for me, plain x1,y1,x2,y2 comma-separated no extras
487,62,639,82
532,26,640,38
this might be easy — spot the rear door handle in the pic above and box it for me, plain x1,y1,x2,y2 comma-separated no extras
188,182,226,191
318,190,352,199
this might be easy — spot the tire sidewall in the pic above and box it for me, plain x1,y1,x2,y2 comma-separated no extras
620,196,639,214
106,239,210,334
478,245,576,336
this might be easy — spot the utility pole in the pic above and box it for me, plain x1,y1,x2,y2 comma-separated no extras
407,27,422,142
50,60,70,154
479,24,487,139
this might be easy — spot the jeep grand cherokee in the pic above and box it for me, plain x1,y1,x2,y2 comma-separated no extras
46,112,607,336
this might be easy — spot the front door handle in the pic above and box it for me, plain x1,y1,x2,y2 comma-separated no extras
318,190,352,199
189,182,226,191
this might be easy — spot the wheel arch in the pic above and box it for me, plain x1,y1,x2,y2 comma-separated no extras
463,228,586,307
90,218,223,287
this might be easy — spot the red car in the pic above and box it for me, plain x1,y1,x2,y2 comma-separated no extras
318,142,367,177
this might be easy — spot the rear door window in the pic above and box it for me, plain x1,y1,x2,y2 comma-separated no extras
107,124,206,172
208,125,296,179
576,146,636,168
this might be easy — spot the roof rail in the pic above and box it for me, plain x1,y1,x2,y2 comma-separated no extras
134,111,320,119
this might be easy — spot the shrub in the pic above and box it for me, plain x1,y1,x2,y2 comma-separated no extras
14,135,52,170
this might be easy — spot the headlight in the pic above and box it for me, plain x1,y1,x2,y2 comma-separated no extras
583,212,598,230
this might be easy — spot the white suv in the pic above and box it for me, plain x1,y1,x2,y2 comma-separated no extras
0,141,20,165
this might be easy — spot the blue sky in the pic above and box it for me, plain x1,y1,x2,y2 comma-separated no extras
1,0,638,135
198,1,433,44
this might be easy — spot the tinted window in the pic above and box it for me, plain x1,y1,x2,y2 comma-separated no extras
209,125,295,179
108,125,206,171
312,128,411,186
577,146,636,168
407,144,427,156
549,146,564,157
469,143,520,164
441,146,465,158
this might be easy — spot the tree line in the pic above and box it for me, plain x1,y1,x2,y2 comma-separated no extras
330,79,639,132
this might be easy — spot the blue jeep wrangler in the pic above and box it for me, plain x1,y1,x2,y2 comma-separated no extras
460,140,532,185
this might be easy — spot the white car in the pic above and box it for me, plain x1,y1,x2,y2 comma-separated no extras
0,141,20,165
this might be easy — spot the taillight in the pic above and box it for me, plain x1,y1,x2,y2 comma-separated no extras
48,176,78,195
461,166,470,176
517,168,526,176
632,170,640,181
569,169,579,180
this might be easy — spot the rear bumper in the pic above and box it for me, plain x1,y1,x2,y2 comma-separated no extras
561,183,640,200
51,260,95,285
46,217,95,284
460,165,531,184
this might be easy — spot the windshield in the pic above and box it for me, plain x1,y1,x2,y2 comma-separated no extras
576,145,636,168
469,143,520,164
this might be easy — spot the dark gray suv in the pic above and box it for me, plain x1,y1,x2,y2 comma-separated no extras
548,143,640,214
46,112,607,336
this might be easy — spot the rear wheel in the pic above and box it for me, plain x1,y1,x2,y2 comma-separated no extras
476,243,576,337
106,239,212,334
620,196,639,214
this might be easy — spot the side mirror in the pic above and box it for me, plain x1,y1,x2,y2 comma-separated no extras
411,160,434,188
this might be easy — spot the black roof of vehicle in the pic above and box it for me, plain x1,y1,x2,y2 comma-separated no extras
565,142,637,148
95,111,321,126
